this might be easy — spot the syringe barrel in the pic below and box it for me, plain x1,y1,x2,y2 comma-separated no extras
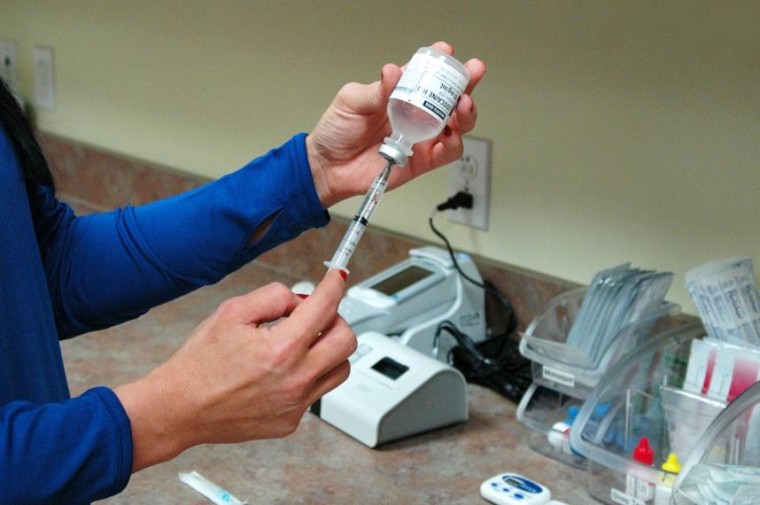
324,161,393,273
357,182,385,222
325,218,366,271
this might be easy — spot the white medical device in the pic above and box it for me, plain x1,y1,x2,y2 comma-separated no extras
338,246,486,360
311,331,468,448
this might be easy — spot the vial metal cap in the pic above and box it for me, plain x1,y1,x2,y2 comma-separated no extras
378,142,407,167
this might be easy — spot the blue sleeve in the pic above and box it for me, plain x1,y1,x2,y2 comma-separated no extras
39,133,329,338
0,387,133,504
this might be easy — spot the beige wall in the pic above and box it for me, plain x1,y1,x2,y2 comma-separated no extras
1,0,758,312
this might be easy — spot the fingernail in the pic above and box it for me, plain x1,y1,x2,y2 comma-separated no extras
338,269,348,281
443,126,452,137
296,293,309,299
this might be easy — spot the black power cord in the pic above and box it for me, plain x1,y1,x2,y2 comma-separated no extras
429,192,518,335
429,192,531,403
440,321,532,403
435,191,474,213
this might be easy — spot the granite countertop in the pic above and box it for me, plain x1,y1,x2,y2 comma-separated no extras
61,260,589,505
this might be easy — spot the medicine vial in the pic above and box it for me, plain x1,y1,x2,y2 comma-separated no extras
378,46,470,167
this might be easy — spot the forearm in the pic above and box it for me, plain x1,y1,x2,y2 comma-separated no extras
49,134,329,338
0,388,133,503
114,373,192,472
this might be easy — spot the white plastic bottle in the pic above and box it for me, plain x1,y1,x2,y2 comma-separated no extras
378,46,470,167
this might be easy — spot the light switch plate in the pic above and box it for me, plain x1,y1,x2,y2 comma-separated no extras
33,46,55,110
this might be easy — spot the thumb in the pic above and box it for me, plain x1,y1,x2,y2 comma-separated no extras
279,268,347,344
378,63,402,104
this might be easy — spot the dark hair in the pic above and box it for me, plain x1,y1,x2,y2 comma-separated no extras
0,77,55,189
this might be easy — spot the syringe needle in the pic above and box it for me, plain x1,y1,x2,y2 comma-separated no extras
324,160,394,273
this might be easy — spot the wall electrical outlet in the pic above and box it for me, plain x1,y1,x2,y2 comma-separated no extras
447,136,491,230
0,39,21,96
33,45,55,110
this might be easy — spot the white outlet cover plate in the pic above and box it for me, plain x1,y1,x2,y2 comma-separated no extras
447,136,491,230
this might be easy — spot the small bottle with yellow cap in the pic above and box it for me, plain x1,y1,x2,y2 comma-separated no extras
654,453,681,505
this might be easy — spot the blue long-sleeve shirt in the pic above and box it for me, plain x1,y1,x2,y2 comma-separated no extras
0,130,328,503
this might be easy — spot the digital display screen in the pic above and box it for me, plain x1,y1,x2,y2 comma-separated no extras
500,475,541,493
371,357,409,380
369,265,433,296
505,477,523,488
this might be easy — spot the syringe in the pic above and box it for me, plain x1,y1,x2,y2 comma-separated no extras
324,159,394,273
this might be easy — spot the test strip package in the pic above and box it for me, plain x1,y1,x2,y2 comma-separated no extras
682,338,760,403
686,256,760,347
519,286,681,396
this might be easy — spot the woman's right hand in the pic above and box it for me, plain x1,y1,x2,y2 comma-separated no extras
306,41,487,208
114,268,356,472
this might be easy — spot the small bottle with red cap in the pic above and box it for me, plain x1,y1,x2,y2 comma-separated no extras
628,437,656,502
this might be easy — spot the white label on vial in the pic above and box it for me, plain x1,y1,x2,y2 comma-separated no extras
635,478,655,501
390,52,468,122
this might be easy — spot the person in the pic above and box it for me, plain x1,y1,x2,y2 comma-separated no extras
0,41,486,503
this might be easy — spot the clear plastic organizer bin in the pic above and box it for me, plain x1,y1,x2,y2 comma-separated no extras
519,287,682,398
515,382,590,468
673,381,760,504
516,288,684,468
567,321,741,505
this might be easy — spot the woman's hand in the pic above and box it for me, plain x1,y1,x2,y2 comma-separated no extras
306,41,487,208
115,269,356,472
